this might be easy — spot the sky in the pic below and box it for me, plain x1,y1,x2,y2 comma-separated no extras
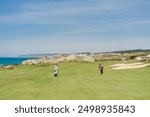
0,0,150,56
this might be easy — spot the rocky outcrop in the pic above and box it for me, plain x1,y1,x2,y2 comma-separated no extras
0,65,14,70
22,59,43,65
22,54,95,65
21,53,150,65
135,54,150,61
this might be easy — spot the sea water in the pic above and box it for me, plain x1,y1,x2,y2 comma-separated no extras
0,58,31,65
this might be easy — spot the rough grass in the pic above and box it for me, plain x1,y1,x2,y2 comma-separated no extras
0,61,150,100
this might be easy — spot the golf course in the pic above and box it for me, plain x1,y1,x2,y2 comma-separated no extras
0,61,150,100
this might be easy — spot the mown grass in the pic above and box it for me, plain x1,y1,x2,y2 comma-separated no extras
0,61,150,100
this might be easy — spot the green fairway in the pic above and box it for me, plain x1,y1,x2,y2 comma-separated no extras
0,61,150,100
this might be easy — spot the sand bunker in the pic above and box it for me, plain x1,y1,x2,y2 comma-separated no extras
111,62,150,70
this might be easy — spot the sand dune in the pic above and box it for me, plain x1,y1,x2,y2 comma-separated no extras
111,62,150,70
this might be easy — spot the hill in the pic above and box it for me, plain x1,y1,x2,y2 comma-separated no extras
112,49,150,53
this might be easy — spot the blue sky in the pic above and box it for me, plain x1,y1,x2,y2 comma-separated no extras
0,0,150,56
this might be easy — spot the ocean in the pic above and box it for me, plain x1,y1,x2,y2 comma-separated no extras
0,58,31,65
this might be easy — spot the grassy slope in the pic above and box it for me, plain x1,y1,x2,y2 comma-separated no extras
0,61,150,100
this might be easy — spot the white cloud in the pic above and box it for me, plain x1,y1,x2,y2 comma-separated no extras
0,0,150,56
131,20,150,25
0,1,124,24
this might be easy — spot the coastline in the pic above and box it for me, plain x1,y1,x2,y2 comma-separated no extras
1,52,150,66
0,57,32,66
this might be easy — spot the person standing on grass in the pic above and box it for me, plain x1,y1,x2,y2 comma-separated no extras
98,64,104,75
54,64,58,77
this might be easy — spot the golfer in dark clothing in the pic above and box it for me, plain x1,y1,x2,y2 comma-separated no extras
99,64,104,75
